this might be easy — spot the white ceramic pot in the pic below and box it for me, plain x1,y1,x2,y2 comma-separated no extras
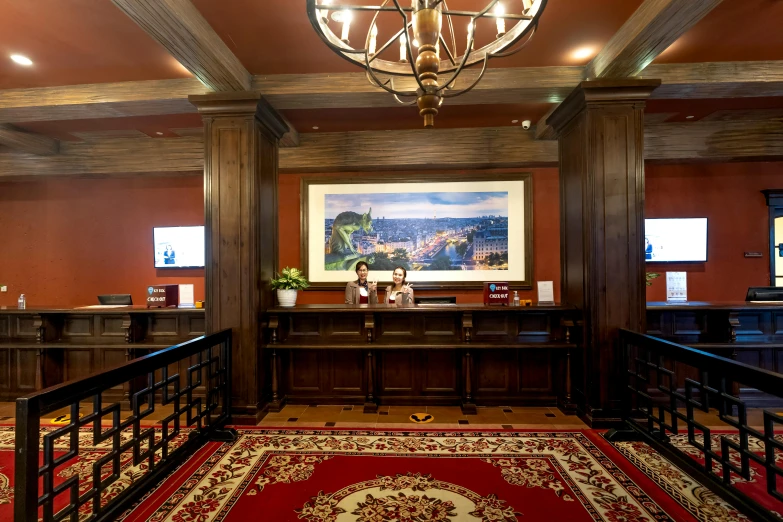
276,289,298,307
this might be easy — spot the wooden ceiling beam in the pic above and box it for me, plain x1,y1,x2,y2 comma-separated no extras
111,0,250,91
0,124,59,155
0,63,781,125
585,0,723,79
1,120,782,178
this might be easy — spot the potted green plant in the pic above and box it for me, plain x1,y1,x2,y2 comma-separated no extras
270,267,309,307
646,272,660,286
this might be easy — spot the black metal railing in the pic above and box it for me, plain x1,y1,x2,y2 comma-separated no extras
612,329,783,522
14,329,234,522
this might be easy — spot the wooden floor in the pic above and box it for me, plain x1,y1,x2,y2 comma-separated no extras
0,401,774,431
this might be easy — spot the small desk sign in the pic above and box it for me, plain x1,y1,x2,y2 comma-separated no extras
537,281,555,305
483,282,509,306
178,284,195,308
666,272,688,302
147,284,179,308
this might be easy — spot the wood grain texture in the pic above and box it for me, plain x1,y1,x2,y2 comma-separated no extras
646,61,783,99
0,79,208,123
586,0,723,79
645,120,783,162
534,105,558,140
0,136,203,178
111,0,250,91
277,112,300,148
0,124,59,155
0,63,781,124
2,119,783,178
550,79,657,422
279,127,558,172
254,66,585,109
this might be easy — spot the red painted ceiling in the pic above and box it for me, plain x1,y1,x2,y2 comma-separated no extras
0,0,191,89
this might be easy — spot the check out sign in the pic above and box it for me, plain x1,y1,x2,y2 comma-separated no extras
483,282,509,306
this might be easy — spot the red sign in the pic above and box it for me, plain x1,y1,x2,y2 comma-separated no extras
483,282,510,306
147,284,179,308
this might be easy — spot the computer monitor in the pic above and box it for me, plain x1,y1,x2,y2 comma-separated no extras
414,296,457,305
98,294,133,306
745,287,783,302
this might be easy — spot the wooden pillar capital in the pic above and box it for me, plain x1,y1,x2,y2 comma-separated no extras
188,92,288,139
548,79,661,135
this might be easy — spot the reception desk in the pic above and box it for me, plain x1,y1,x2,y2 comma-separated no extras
0,306,205,401
647,301,783,405
264,304,581,413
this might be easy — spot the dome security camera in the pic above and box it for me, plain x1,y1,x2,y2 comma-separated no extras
521,120,532,130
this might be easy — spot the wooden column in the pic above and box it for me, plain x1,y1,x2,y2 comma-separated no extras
189,92,287,424
548,79,660,427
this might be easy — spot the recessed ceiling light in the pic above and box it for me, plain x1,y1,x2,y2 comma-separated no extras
511,119,519,124
570,47,595,61
156,132,164,135
685,115,694,119
10,54,33,66
312,126,319,130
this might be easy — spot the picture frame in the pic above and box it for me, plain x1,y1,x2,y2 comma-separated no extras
301,173,533,289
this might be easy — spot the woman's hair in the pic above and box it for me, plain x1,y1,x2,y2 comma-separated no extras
355,261,369,275
393,266,407,286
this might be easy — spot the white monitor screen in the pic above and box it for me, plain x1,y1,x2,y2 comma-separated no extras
645,218,707,262
153,226,205,268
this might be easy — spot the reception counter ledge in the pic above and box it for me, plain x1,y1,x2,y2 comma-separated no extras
0,306,205,401
264,304,581,414
647,301,783,406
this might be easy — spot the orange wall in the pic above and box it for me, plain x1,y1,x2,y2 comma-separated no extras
645,161,781,302
0,175,205,307
1,161,778,308
278,169,562,304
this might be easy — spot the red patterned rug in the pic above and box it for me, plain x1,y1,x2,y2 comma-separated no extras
0,426,765,521
113,428,751,522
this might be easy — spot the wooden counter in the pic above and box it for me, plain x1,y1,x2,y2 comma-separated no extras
264,304,581,413
0,306,205,401
646,301,783,406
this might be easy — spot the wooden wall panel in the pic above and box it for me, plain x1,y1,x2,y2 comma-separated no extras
289,351,322,393
328,351,364,394
378,351,416,393
421,351,459,394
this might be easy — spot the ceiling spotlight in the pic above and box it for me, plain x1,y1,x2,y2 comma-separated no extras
570,47,595,61
312,126,320,130
156,132,164,135
511,119,519,124
685,115,694,119
10,54,33,66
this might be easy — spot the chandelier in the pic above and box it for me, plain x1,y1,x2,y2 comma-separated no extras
307,0,548,127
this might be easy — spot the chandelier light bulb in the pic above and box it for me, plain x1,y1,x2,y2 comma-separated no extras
399,34,408,62
369,24,378,55
521,0,533,14
495,3,505,36
318,0,332,23
467,22,474,50
340,10,352,43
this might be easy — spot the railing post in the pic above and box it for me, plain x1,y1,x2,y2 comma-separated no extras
15,397,40,522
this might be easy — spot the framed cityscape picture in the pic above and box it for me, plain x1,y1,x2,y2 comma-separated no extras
301,173,533,289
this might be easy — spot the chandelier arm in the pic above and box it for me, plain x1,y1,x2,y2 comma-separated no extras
364,51,417,97
369,22,412,65
442,0,458,67
391,0,427,94
438,33,457,67
365,0,391,63
489,24,537,58
439,54,489,98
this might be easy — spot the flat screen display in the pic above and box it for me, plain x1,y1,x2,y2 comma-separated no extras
645,218,707,262
153,226,205,268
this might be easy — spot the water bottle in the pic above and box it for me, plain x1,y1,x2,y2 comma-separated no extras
512,291,520,307
18,294,26,310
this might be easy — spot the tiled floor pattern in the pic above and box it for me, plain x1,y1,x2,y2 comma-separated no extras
258,405,588,430
0,401,774,431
